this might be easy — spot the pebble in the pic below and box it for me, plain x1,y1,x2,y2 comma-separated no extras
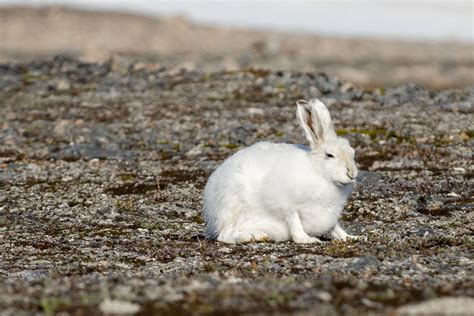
397,297,474,315
453,167,466,174
98,299,140,315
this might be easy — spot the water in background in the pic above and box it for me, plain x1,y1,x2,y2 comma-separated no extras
2,0,473,42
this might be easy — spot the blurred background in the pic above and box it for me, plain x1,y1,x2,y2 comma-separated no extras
0,0,473,88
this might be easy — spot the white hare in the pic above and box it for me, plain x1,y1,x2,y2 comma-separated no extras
202,98,358,243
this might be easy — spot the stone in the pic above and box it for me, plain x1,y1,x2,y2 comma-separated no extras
98,299,140,315
397,297,474,315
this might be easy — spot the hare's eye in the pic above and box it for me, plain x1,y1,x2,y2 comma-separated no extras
326,153,334,158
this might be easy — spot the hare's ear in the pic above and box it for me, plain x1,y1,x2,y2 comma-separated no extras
296,99,336,147
308,98,337,140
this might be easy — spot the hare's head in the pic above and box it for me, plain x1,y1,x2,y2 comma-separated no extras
296,99,358,186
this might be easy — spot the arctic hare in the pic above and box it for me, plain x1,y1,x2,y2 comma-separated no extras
203,98,358,243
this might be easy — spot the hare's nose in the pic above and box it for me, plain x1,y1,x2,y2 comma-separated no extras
347,168,358,179
352,170,358,179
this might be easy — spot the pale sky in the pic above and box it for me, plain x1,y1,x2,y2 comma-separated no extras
1,0,473,42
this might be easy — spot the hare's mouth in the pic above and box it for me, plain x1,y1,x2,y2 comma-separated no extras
336,180,354,186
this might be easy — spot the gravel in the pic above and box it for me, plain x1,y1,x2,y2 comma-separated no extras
0,56,472,315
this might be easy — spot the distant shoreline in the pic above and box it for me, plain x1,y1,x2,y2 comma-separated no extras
1,6,473,89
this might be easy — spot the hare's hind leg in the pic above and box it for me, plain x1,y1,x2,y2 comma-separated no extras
218,230,271,243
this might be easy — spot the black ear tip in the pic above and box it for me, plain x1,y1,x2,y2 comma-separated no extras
296,100,308,107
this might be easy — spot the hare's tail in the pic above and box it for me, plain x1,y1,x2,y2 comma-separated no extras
203,182,244,240
204,217,219,240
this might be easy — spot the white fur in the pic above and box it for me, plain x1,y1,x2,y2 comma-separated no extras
203,99,358,243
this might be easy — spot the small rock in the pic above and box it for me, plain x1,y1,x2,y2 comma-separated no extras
99,298,140,315
317,291,332,302
446,192,460,198
88,158,100,165
347,255,381,272
186,144,205,157
397,297,474,315
109,55,131,75
439,102,473,113
56,79,70,91
248,107,265,116
453,167,465,174
361,298,383,308
53,120,71,136
372,157,423,170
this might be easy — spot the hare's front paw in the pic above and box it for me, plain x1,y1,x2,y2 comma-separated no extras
346,234,359,240
335,234,359,241
293,234,322,244
330,222,359,241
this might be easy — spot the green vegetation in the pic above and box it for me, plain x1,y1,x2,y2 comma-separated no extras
40,297,70,316
222,143,240,149
114,199,135,212
336,128,387,139
465,130,474,138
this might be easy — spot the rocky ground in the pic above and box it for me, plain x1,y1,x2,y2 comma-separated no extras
0,56,473,315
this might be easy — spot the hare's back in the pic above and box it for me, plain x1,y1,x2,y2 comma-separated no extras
226,142,310,178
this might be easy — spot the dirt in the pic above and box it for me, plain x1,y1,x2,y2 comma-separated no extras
0,56,473,315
